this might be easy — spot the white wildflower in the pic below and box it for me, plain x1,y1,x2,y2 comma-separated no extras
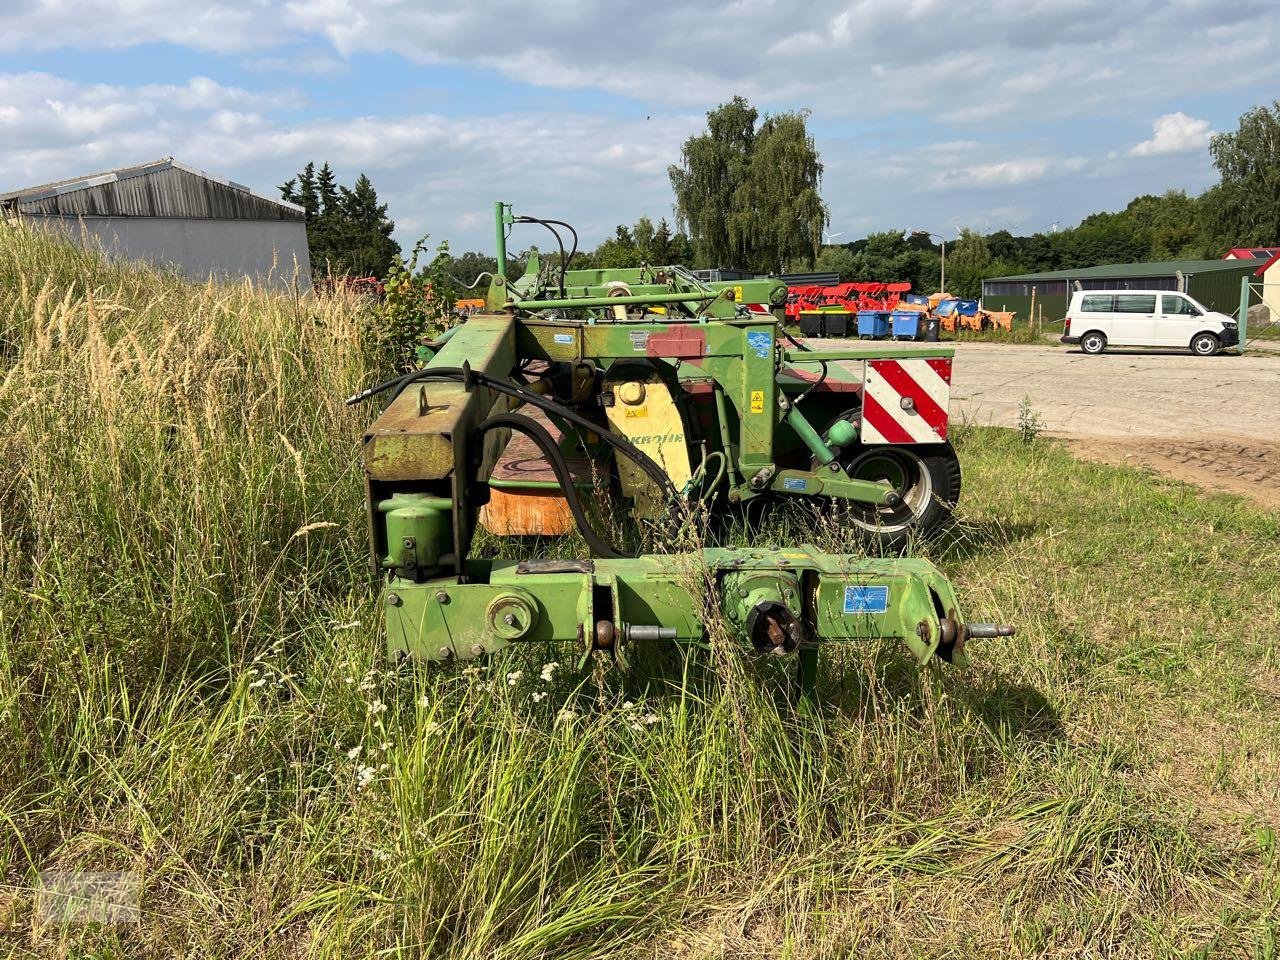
346,745,363,760
556,708,577,726
355,765,376,791
539,662,559,683
368,700,387,715
249,678,267,689
422,720,442,737
531,691,547,703
506,670,523,686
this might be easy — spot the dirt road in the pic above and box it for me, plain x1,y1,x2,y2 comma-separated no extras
809,341,1280,507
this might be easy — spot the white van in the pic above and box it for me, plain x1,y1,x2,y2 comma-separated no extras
1062,290,1239,356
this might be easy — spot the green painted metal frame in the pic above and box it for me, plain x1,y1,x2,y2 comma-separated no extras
384,547,970,680
355,205,1004,689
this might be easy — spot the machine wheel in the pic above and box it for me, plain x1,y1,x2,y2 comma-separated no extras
1190,332,1220,356
836,442,962,548
1080,331,1107,355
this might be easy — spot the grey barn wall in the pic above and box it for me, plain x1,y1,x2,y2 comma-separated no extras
30,215,312,292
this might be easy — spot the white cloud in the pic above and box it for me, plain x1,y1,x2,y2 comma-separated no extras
0,1,1276,124
242,54,348,76
938,158,1053,188
0,71,699,250
1128,112,1215,157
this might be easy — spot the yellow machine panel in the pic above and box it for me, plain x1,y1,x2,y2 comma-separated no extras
604,378,692,517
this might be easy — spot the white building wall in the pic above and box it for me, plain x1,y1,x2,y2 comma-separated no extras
31,215,312,292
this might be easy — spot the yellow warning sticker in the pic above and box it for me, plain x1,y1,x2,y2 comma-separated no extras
750,390,765,413
732,285,743,302
624,406,648,418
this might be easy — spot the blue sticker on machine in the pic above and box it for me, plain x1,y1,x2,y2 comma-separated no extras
843,585,889,614
553,333,574,344
783,477,807,491
745,331,773,358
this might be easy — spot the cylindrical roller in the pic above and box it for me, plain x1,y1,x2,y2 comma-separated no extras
964,623,1016,639
625,625,678,641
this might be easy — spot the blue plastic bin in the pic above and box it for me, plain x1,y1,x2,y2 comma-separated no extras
956,299,980,316
856,310,889,339
891,310,920,340
903,293,929,306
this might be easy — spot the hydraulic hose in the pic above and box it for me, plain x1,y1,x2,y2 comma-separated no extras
346,365,679,503
478,412,630,559
782,329,827,405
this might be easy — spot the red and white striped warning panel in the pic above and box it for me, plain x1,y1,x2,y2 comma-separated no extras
860,357,952,444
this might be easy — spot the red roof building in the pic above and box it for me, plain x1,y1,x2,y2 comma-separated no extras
1224,246,1280,261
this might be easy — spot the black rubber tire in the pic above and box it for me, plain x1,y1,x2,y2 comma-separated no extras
1080,331,1106,355
1190,332,1220,356
834,442,963,549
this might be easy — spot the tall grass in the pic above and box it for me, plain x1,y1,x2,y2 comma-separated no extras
2,224,1278,957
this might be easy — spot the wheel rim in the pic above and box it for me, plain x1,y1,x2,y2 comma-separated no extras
1194,337,1213,355
841,448,933,534
1085,335,1102,352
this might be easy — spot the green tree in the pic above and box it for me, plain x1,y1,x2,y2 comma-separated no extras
812,245,858,279
1204,101,1280,249
1121,191,1206,259
839,230,940,292
338,175,401,278
280,165,400,279
316,163,340,218
947,228,991,298
281,162,319,219
670,97,828,273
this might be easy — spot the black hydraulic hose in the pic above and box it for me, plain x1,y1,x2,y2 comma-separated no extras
538,218,579,277
782,329,827,405
346,366,680,504
782,329,810,352
514,216,569,298
478,412,630,559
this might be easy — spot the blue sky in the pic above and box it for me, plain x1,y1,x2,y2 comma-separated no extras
2,0,1278,255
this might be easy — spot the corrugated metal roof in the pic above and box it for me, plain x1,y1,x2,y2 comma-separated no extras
0,157,305,221
989,259,1256,282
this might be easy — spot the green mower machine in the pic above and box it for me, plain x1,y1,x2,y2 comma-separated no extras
348,204,1011,696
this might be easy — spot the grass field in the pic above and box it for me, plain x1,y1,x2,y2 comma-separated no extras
2,224,1279,958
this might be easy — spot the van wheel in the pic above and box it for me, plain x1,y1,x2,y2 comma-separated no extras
1191,332,1220,356
1080,331,1107,355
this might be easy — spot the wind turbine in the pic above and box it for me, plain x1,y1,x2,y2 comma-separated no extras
823,229,846,245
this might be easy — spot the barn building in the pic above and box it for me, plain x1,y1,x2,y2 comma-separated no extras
1223,246,1280,261
1249,250,1280,322
0,158,310,291
980,259,1261,323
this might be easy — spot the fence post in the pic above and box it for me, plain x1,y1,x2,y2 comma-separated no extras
1238,275,1250,353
